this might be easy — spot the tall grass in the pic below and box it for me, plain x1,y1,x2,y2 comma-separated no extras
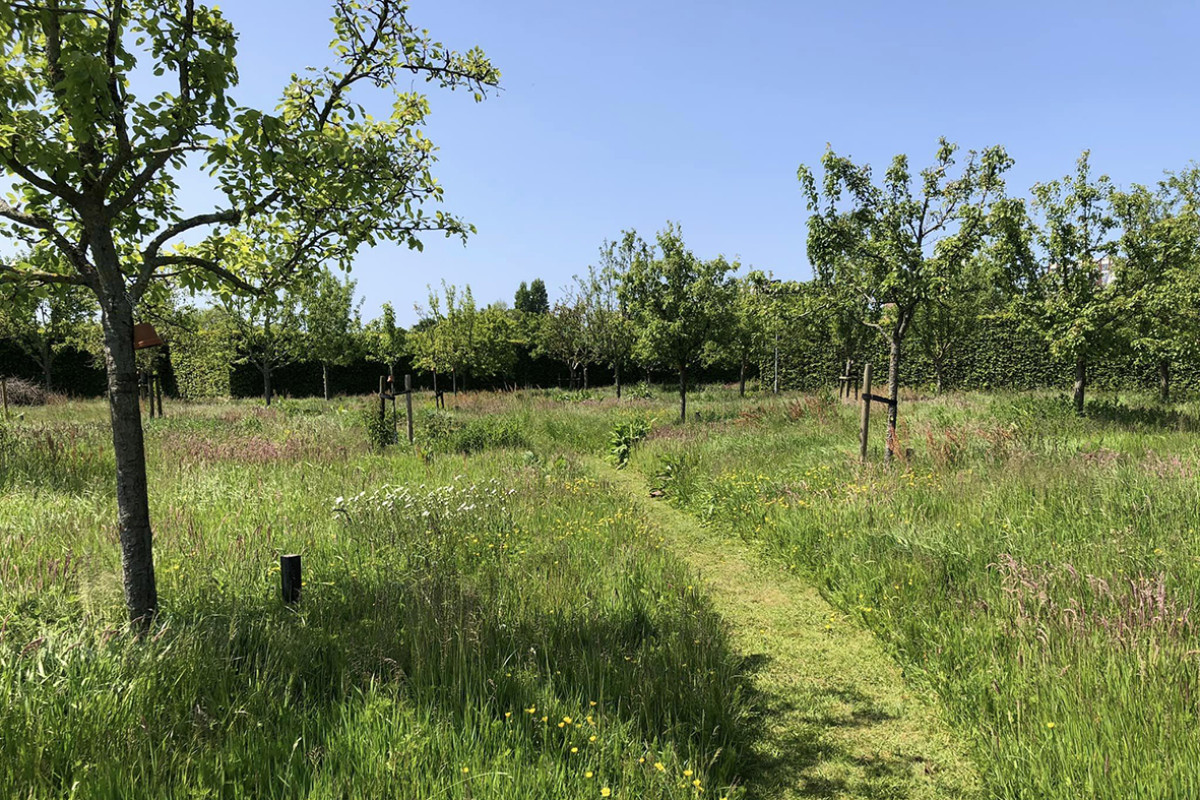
0,396,752,800
635,389,1200,799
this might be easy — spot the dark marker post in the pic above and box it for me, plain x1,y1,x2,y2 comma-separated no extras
281,554,301,604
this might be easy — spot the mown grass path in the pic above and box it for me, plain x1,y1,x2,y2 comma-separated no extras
593,460,981,800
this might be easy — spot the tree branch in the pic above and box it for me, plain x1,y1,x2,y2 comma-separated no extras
153,254,261,294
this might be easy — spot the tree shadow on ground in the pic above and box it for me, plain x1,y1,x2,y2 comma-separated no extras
1086,399,1200,432
71,566,759,797
736,654,960,800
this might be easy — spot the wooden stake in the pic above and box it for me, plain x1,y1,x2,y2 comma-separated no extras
859,363,873,463
280,554,301,604
389,366,398,444
378,376,387,446
404,373,414,444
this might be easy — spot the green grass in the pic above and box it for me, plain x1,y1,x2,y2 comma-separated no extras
4,385,1198,798
628,387,1200,799
0,394,750,800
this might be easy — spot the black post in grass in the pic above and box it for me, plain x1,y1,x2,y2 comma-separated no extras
281,554,301,604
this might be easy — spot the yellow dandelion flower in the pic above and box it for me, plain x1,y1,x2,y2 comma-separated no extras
461,767,470,774
601,788,612,798
585,771,594,779
683,769,693,777
654,762,665,772
571,747,579,753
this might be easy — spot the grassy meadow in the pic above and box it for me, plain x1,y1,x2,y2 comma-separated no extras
2,385,1199,798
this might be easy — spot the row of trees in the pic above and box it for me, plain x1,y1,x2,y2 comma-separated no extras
0,2,1195,630
797,143,1200,460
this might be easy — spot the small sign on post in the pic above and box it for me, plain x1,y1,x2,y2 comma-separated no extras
280,554,301,604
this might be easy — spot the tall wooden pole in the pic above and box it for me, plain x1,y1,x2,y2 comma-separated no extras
378,376,387,446
155,369,164,418
859,363,873,463
404,374,414,444
389,366,397,444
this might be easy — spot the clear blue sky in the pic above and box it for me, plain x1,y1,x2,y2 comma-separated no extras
219,0,1199,325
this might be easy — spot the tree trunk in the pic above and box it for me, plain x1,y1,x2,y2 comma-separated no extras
739,356,747,398
773,334,780,394
1159,359,1171,403
452,370,458,395
40,338,53,392
322,362,330,401
100,298,158,628
583,364,588,390
615,361,622,399
263,364,273,407
933,359,944,395
1073,355,1086,416
884,334,902,464
678,365,687,423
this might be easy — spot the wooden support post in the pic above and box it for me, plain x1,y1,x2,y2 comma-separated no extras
378,376,388,445
280,554,301,604
388,367,398,444
859,363,873,463
1,376,8,422
155,371,164,418
404,374,414,444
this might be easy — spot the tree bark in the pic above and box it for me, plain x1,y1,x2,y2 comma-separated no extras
583,364,588,390
615,361,622,399
1159,359,1170,404
452,369,458,395
933,359,944,395
322,362,330,401
263,364,273,407
40,338,53,392
884,332,902,464
773,334,780,394
739,356,747,398
1073,355,1087,416
100,297,158,628
678,364,687,423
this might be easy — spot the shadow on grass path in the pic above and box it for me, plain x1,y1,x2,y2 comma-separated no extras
592,460,981,800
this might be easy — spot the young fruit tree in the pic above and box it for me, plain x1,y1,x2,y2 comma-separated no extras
300,267,362,401
998,153,1121,415
220,287,302,407
0,274,96,392
1109,168,1200,403
364,302,407,379
620,223,736,422
705,271,771,397
584,232,645,397
0,1,498,627
537,290,591,390
798,139,1011,461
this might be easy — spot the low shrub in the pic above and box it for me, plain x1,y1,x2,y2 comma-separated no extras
608,415,653,468
360,401,398,451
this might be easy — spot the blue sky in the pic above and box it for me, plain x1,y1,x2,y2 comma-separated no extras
218,0,1200,325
